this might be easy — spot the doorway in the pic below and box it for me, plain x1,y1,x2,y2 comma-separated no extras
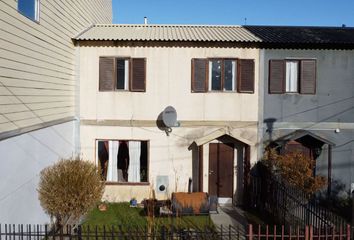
208,143,234,199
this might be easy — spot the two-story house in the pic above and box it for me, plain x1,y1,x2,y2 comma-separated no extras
74,24,261,205
0,0,111,224
75,24,354,205
245,26,354,196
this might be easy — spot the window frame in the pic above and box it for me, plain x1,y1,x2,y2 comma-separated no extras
18,0,40,22
115,58,130,91
285,60,300,93
268,58,317,95
95,139,150,185
191,57,255,94
98,56,146,92
207,58,238,92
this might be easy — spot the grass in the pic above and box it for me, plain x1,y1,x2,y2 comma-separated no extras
82,202,214,231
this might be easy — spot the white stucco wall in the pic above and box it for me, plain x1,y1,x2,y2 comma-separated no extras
0,121,77,224
79,44,259,122
78,43,260,202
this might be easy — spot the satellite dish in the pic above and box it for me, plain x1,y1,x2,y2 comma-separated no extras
162,106,178,128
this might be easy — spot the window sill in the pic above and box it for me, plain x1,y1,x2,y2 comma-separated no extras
104,182,150,186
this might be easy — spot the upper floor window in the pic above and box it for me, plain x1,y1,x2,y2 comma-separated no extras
99,57,146,92
191,58,255,93
97,140,149,183
18,0,40,22
269,59,316,94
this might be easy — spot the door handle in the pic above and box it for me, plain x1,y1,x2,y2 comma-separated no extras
209,170,214,175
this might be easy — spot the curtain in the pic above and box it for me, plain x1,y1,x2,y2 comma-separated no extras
286,61,298,92
128,141,141,182
107,141,119,181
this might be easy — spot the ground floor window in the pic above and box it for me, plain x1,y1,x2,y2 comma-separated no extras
96,140,148,183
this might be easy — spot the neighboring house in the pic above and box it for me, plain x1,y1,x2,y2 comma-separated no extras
244,26,354,196
0,0,111,224
74,24,261,205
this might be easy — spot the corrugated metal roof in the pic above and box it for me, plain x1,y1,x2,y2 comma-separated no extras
244,26,354,44
74,24,262,42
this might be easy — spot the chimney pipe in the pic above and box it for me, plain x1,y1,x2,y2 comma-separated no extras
144,17,148,25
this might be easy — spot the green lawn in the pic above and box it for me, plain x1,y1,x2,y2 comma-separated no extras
82,203,214,230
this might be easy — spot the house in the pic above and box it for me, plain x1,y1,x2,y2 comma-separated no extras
0,0,112,224
74,24,261,205
244,26,354,196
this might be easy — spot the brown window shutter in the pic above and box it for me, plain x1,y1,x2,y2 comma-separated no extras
300,60,316,94
99,57,115,91
269,60,285,94
131,58,146,92
191,58,207,92
238,59,255,93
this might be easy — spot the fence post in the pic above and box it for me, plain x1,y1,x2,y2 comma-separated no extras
248,224,253,240
160,226,166,240
78,225,82,240
305,226,309,240
347,225,351,240
309,225,313,240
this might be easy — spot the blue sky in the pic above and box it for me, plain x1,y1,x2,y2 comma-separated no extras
113,0,353,27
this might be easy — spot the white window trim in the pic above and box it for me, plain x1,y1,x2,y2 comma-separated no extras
285,61,299,93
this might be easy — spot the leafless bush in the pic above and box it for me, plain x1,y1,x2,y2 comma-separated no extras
38,157,104,226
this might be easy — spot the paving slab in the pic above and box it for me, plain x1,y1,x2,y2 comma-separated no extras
210,205,248,237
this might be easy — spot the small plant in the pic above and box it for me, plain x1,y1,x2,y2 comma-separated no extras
130,197,137,207
38,157,104,226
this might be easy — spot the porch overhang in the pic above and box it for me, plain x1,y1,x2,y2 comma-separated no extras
192,128,255,147
274,130,335,146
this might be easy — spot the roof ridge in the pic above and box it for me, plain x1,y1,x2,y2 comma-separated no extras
93,23,243,28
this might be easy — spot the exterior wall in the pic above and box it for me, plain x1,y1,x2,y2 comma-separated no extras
0,0,112,134
0,0,111,223
260,49,354,192
0,120,77,224
79,44,260,202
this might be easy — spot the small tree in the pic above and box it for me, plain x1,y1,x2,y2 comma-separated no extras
38,157,104,226
263,148,327,195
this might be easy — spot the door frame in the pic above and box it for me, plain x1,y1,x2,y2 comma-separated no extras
208,142,234,200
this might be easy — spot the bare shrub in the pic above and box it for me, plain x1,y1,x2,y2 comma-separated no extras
38,157,104,226
263,148,327,195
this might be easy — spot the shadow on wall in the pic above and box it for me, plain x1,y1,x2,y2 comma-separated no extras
264,118,277,141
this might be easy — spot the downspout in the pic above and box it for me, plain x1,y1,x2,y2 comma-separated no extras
74,41,81,156
257,48,265,159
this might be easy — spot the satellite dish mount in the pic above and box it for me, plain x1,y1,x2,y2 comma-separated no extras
161,106,179,136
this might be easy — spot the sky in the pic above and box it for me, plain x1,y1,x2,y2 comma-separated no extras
112,0,354,27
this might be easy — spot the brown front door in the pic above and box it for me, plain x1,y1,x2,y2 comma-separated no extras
208,143,234,198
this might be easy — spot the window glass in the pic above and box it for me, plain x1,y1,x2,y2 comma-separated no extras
224,60,236,91
97,140,148,183
116,59,129,90
18,0,39,21
209,60,222,90
285,61,298,92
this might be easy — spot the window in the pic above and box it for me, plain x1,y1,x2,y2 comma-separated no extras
269,59,316,94
96,140,148,183
18,0,40,22
191,58,255,93
99,57,146,92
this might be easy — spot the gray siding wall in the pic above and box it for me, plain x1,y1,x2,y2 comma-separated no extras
261,49,354,192
0,0,112,135
0,0,111,224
